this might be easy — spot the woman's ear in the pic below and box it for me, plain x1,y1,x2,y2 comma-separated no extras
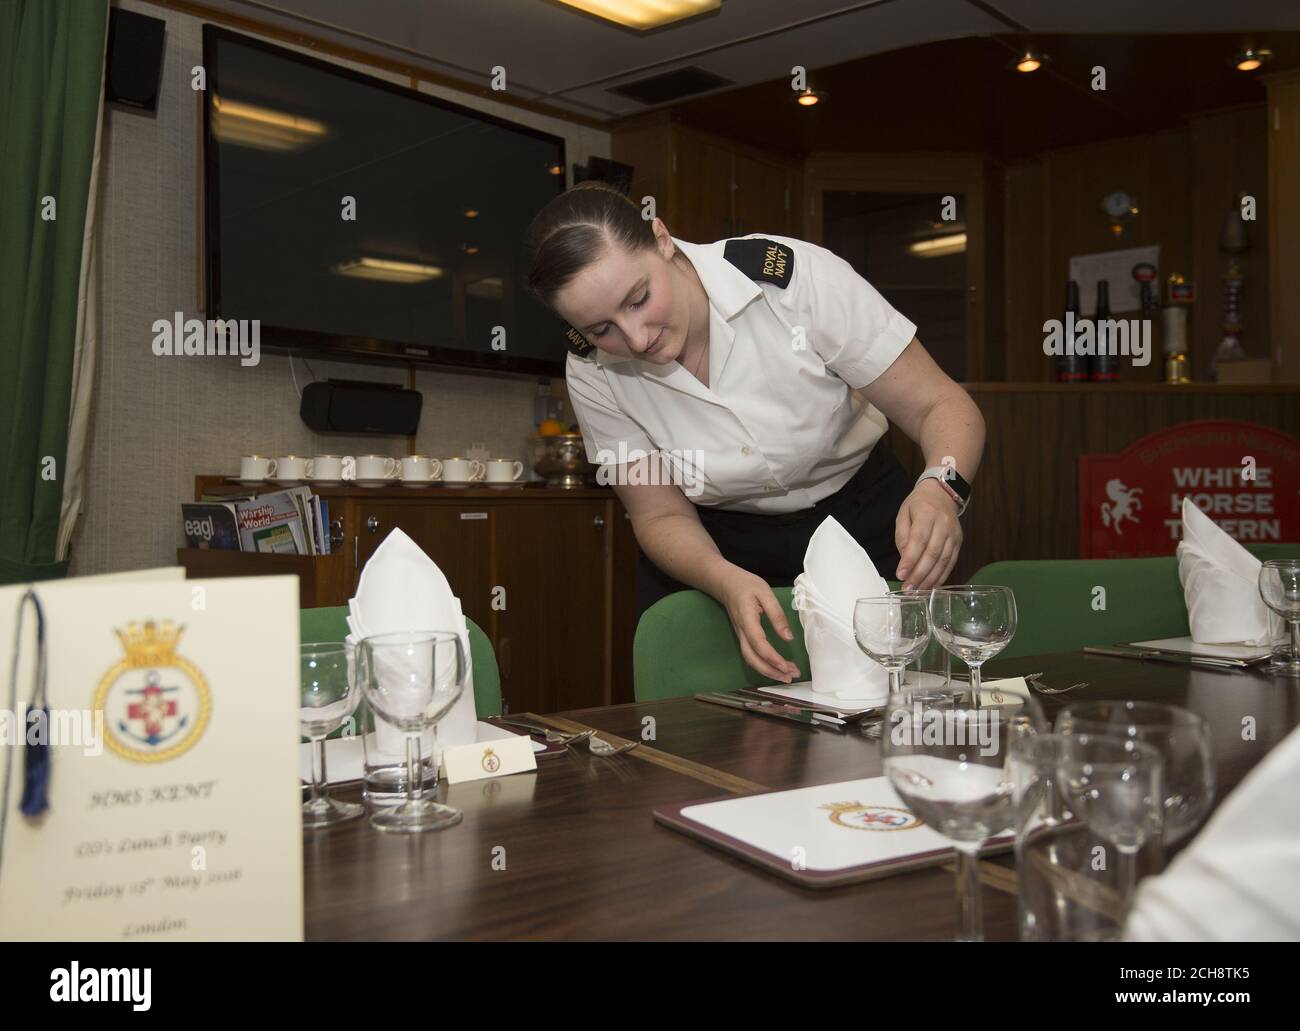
651,217,676,260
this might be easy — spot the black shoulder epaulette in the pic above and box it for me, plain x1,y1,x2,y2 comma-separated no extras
564,324,595,361
723,237,793,289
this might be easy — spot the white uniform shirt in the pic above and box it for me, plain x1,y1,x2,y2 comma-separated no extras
564,234,917,514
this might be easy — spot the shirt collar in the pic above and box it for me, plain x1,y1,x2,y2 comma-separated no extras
595,236,761,368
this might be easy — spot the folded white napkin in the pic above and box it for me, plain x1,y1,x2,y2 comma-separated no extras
1126,721,1300,941
346,528,478,763
1177,498,1285,646
792,517,891,702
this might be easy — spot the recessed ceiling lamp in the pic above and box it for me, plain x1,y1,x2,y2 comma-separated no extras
552,0,720,31
795,88,826,107
908,233,967,258
1010,49,1050,73
463,209,479,219
333,257,443,283
547,163,565,176
1233,46,1273,72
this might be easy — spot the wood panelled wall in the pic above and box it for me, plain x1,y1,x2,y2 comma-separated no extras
1003,106,1269,383
885,385,1300,582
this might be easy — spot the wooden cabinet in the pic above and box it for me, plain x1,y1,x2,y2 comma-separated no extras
186,479,639,713
612,115,799,243
1263,69,1300,383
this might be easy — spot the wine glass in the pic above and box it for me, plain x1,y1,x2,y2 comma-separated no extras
1259,559,1300,676
357,630,467,833
928,586,1017,706
853,595,931,696
1050,732,1164,924
882,686,1045,941
300,643,363,828
1055,700,1213,846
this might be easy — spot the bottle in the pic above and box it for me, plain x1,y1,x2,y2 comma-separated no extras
1088,280,1119,382
1055,280,1088,383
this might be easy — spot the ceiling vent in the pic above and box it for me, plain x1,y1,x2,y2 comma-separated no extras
608,66,734,105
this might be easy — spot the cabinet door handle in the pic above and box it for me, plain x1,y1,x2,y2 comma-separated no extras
353,535,359,569
593,515,605,528
366,515,380,533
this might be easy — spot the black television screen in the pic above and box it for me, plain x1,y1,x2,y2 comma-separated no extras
202,26,567,375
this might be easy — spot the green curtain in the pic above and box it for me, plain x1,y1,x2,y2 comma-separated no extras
0,0,107,583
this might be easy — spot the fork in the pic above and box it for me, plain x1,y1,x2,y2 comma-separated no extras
1023,672,1089,695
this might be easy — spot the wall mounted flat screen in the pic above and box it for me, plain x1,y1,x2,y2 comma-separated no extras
203,26,567,375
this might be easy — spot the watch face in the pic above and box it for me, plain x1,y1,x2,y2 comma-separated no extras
1103,191,1134,218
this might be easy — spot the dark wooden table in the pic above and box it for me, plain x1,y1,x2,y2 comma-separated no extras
304,651,1300,941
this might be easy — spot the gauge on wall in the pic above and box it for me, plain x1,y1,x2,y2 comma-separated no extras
1102,191,1139,237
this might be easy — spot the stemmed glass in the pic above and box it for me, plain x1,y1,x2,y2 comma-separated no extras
852,595,931,696
1050,732,1165,923
1055,700,1213,846
357,630,467,833
928,586,1017,705
1259,559,1300,676
300,643,363,828
882,686,1045,941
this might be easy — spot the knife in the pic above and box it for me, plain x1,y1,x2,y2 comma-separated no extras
695,693,844,729
1082,645,1249,671
734,688,877,722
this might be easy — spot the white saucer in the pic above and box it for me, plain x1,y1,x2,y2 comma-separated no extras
401,479,437,488
311,479,343,487
442,479,477,488
355,478,396,488
486,482,524,489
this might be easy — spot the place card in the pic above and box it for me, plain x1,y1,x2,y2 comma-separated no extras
0,574,303,941
441,732,536,784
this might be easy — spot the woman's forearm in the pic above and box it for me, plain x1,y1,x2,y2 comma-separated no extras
633,510,734,598
916,387,985,483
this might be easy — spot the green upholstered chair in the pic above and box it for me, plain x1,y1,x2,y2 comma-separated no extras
298,605,502,718
633,582,902,702
969,543,1298,660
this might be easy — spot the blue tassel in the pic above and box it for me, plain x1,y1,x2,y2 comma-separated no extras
20,706,51,817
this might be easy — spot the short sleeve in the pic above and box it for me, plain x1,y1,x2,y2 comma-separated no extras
564,355,656,466
798,241,917,390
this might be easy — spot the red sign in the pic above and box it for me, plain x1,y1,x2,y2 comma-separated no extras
1079,420,1300,559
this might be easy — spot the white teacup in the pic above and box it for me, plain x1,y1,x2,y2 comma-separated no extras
442,458,485,484
485,459,524,483
275,455,314,481
312,455,352,482
400,455,443,484
239,455,277,480
355,455,398,481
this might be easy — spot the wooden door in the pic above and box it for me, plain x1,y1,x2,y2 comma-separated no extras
672,130,735,243
492,501,609,714
733,153,793,237
352,501,494,636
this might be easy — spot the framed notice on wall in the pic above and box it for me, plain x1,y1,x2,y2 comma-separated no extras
1079,420,1300,559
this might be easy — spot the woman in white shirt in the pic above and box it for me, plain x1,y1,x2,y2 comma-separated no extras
525,182,985,683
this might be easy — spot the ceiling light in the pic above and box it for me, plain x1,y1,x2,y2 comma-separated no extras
547,163,564,176
211,95,328,151
1010,49,1050,74
908,233,967,258
333,257,444,283
795,89,826,107
1233,47,1273,72
464,209,479,218
552,0,721,31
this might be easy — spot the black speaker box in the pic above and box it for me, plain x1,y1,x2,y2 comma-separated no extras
300,380,422,435
106,8,166,112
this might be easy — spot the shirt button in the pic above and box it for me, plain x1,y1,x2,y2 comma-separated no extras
740,446,751,456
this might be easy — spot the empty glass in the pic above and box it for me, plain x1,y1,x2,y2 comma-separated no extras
853,595,931,696
1055,700,1213,846
357,630,467,833
882,686,1045,941
1259,559,1300,676
928,586,1017,705
300,643,363,828
1049,732,1164,924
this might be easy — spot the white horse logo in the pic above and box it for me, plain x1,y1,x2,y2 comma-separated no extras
1101,479,1143,535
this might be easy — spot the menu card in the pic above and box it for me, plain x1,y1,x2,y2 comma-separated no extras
0,574,303,941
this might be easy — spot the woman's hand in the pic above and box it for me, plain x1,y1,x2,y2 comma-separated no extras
716,565,801,683
894,479,963,591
